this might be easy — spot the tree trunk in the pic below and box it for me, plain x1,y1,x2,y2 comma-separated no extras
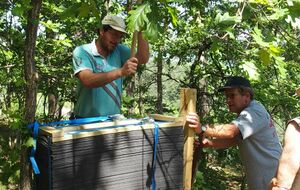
191,79,210,185
156,50,163,114
21,0,42,189
48,93,57,117
46,28,58,118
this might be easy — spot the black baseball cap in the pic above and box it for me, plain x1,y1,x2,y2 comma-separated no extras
218,76,252,92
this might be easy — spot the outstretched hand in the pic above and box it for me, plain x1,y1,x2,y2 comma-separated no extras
186,112,201,134
121,57,138,76
268,178,285,190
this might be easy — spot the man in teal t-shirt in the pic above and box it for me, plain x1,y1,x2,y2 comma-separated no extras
72,15,149,118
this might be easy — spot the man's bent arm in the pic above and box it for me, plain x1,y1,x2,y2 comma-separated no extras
77,69,122,88
202,137,240,149
186,113,241,139
135,32,149,64
274,121,300,189
205,123,241,139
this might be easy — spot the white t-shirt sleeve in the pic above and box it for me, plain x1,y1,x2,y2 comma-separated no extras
232,107,269,139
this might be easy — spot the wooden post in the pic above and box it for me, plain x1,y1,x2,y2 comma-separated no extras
130,0,141,57
130,31,138,57
180,88,197,190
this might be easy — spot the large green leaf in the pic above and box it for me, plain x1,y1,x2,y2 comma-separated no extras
287,0,300,17
41,20,61,32
215,12,241,27
144,21,159,41
268,8,288,20
127,3,151,32
251,26,269,47
258,48,271,65
60,4,81,19
167,6,179,26
78,3,90,18
11,0,32,17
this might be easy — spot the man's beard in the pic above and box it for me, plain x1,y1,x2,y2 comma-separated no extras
99,39,115,53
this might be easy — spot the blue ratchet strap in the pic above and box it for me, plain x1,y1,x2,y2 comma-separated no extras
27,116,111,174
28,121,40,174
152,122,159,190
40,116,111,127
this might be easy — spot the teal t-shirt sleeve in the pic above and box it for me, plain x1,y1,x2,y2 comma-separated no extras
118,44,131,66
72,46,93,75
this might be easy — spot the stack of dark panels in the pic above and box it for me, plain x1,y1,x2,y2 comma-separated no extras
35,124,183,190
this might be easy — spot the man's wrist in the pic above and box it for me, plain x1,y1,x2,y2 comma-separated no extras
200,124,207,135
118,68,125,77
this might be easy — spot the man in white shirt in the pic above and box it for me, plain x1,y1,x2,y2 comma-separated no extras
187,76,282,190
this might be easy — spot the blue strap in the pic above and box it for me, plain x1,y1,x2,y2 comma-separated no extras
27,116,111,174
29,121,40,174
40,116,110,127
152,122,159,190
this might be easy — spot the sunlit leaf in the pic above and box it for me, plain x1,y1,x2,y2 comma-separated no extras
258,49,271,65
268,8,288,20
243,61,259,80
127,3,151,32
25,137,35,147
144,21,159,41
167,6,179,26
287,0,300,17
60,4,80,19
249,0,270,5
225,28,235,39
269,44,283,56
275,57,287,79
251,26,269,47
41,20,61,33
78,3,90,18
215,12,241,27
11,5,24,17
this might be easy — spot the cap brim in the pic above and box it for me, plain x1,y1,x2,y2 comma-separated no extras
218,85,253,92
110,25,127,34
218,86,234,92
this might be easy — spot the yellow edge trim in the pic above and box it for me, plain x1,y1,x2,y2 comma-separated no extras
43,121,183,142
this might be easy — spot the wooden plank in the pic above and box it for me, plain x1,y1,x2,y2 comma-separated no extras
149,114,183,122
38,126,64,137
39,120,183,142
39,119,142,138
180,88,197,190
51,121,183,142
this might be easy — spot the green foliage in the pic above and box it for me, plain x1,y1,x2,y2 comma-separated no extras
193,168,228,190
127,3,151,32
215,12,241,28
0,107,29,189
167,6,179,26
11,0,32,18
60,0,100,20
1,0,300,189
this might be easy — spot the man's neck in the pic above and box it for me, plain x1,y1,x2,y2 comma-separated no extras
237,100,252,114
96,38,109,58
